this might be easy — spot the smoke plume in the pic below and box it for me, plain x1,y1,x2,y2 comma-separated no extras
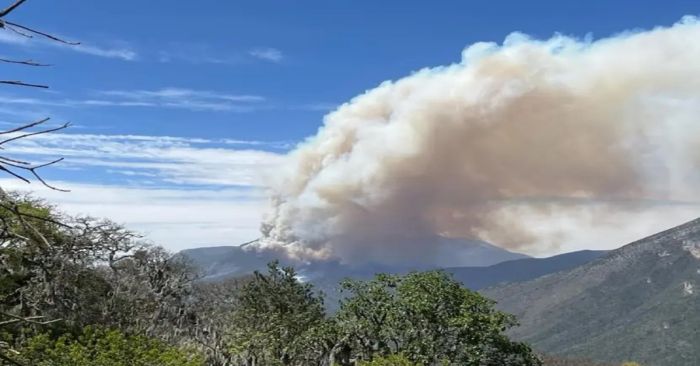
256,18,700,266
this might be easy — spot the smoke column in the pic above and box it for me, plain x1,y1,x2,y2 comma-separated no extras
256,17,700,266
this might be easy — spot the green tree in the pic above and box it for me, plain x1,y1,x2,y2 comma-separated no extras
337,271,541,366
226,261,327,366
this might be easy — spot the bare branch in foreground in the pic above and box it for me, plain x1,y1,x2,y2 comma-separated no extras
0,58,50,66
2,20,79,45
0,0,26,18
0,80,48,88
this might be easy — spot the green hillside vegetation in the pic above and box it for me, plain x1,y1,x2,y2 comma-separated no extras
0,194,544,365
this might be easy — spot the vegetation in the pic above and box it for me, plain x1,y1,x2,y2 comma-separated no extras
18,327,204,366
222,262,540,365
0,195,544,365
335,271,540,365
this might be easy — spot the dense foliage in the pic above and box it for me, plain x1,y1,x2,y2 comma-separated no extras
335,271,540,365
18,327,203,366
1,195,545,365
224,262,541,365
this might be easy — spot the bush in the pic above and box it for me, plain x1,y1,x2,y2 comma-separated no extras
19,327,204,366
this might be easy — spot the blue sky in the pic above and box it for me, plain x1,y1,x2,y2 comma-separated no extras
1,0,698,251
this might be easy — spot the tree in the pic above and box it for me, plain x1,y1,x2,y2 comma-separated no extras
0,195,200,364
181,276,250,366
226,261,327,366
0,2,81,359
220,264,542,366
336,271,542,366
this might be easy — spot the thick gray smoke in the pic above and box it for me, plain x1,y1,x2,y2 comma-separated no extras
256,18,700,266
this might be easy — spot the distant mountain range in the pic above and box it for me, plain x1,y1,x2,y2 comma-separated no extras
180,238,608,314
180,236,608,291
483,218,700,366
180,237,531,282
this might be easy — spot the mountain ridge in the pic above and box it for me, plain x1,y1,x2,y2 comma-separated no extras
180,237,531,281
483,217,700,366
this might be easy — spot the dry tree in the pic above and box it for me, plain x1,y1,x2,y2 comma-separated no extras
0,1,79,364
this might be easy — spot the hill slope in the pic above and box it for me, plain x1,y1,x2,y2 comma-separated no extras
446,250,607,290
483,218,700,366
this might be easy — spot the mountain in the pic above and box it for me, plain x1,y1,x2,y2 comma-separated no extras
179,245,278,281
180,237,530,281
483,218,700,366
446,250,608,290
180,238,609,315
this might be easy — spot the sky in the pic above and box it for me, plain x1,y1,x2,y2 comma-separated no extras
1,0,699,253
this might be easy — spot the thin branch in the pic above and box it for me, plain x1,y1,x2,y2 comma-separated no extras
0,80,48,88
29,158,69,192
0,117,50,135
0,312,61,326
0,0,26,18
2,22,31,38
0,158,70,192
0,165,28,183
0,57,50,66
14,202,52,247
0,121,69,145
0,156,29,165
4,21,79,45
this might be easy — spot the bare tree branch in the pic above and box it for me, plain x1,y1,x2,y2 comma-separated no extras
0,117,50,135
0,80,48,88
0,118,71,191
0,121,69,146
2,20,79,45
0,58,50,66
2,21,31,37
0,0,26,18
0,312,61,326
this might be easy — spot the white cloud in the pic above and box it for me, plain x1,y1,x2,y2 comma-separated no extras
0,30,28,45
0,131,289,252
0,179,267,251
0,87,267,112
94,88,266,111
0,28,137,61
71,44,137,61
3,132,286,187
158,48,243,65
249,47,284,62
